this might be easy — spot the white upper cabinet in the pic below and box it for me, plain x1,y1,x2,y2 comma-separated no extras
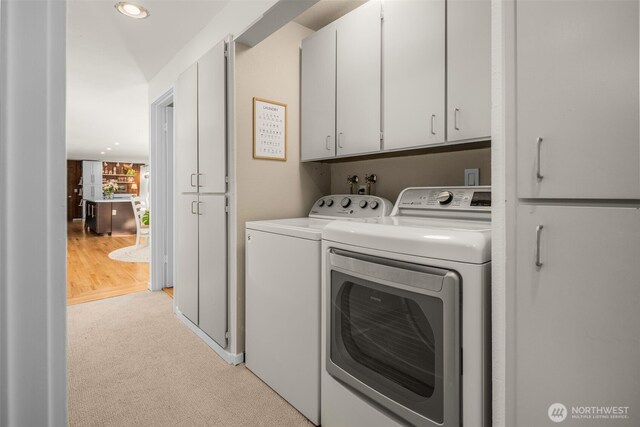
197,41,227,194
176,62,199,194
382,0,445,150
447,0,490,143
516,0,640,199
336,0,381,157
301,24,336,162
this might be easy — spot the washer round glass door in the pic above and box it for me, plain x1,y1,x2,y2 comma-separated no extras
327,250,460,426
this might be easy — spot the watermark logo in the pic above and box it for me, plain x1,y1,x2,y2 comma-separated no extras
548,403,568,423
547,403,630,422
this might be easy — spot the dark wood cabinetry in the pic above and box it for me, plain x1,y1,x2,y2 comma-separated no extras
101,162,142,196
67,160,83,221
85,200,136,235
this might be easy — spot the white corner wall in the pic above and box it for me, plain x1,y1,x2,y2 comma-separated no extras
148,0,278,103
491,0,516,425
0,0,67,425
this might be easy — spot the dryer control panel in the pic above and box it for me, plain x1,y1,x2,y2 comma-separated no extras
393,187,491,218
309,195,392,219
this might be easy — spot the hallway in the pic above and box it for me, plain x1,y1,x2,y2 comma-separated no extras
68,291,311,426
67,221,149,305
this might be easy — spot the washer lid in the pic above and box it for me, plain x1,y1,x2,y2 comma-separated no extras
245,217,331,241
322,217,491,264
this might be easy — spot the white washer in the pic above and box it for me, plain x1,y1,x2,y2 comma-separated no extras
321,187,492,427
245,195,392,425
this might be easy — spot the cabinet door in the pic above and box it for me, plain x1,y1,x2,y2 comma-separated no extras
197,194,227,347
515,205,640,425
95,202,112,235
382,0,445,150
197,41,226,194
517,0,640,199
301,24,336,161
336,0,381,157
447,0,490,143
176,194,199,325
175,63,199,194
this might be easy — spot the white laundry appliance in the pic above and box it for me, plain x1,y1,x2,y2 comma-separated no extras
321,186,492,427
245,194,393,425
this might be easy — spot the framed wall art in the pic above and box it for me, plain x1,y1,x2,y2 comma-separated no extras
253,97,287,161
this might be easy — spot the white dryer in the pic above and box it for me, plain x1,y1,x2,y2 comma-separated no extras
245,195,392,425
321,187,492,427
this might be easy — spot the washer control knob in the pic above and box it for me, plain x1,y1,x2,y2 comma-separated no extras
326,199,334,207
317,199,325,207
436,191,454,205
359,200,368,208
341,197,351,208
370,200,379,210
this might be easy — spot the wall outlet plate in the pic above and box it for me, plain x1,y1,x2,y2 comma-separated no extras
465,168,480,186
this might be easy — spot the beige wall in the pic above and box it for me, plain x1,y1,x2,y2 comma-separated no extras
234,22,332,352
330,146,491,203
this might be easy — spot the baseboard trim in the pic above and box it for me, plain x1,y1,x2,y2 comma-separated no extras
175,308,244,365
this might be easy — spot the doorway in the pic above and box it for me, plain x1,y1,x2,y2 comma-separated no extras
66,160,151,305
150,89,176,296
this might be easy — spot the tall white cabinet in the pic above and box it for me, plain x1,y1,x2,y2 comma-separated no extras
82,160,102,200
514,205,640,425
516,0,640,199
506,1,640,424
175,39,228,348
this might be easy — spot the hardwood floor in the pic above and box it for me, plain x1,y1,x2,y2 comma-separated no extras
67,221,149,305
163,287,174,298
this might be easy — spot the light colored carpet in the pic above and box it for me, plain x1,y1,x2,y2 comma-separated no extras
108,244,150,263
68,291,312,426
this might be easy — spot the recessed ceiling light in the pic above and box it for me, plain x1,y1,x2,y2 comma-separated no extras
115,2,149,19
114,142,120,146
101,152,105,155
107,147,112,151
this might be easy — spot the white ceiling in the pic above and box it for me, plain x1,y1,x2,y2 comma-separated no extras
66,0,229,162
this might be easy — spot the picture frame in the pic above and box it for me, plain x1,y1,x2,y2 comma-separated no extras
253,97,287,161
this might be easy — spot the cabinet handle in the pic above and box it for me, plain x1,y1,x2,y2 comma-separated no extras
325,135,331,151
430,115,436,135
535,225,544,267
338,132,344,148
190,173,197,187
197,201,204,215
191,201,197,215
197,173,205,188
536,137,544,180
454,108,460,131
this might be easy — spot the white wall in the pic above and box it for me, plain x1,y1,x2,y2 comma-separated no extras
67,0,149,163
0,0,67,425
148,0,278,104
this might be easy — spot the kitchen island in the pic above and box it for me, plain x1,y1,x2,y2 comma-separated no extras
84,197,136,235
